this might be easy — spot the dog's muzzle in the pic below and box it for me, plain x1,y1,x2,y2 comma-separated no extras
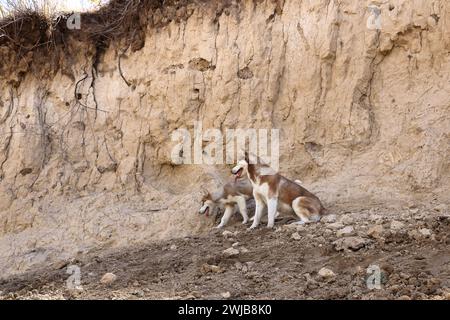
231,166,243,181
199,205,210,216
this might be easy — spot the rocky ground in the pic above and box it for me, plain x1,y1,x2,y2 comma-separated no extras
1,205,450,300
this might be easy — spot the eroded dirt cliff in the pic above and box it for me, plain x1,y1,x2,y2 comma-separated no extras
0,0,449,279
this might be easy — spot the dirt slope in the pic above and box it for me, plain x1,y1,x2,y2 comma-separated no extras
0,0,449,280
2,207,450,300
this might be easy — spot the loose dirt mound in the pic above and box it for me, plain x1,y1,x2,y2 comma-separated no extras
2,208,450,300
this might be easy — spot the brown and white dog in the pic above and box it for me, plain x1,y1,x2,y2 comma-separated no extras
199,178,305,229
231,154,325,229
199,178,253,228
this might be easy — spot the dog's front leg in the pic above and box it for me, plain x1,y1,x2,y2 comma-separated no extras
267,198,278,229
249,194,264,230
216,205,234,229
236,197,249,224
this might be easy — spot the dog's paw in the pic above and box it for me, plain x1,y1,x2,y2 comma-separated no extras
242,220,249,225
215,225,224,229
247,225,257,231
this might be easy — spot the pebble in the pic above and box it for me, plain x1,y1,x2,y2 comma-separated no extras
336,226,355,237
318,267,336,279
291,232,301,240
408,230,421,240
223,247,240,257
169,244,177,251
419,228,432,237
333,237,369,251
390,220,405,231
221,291,231,299
321,214,337,223
340,215,354,225
100,273,117,285
367,225,384,239
201,263,222,274
327,222,345,230
240,247,249,253
222,231,234,238
434,204,448,213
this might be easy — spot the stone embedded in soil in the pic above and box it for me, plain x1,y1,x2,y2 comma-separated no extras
223,247,240,257
327,222,345,230
240,247,249,253
336,226,355,237
408,230,421,240
100,273,117,285
321,214,337,223
291,232,302,240
390,220,405,231
222,231,234,238
201,263,222,274
340,215,354,225
367,225,384,239
318,267,336,279
434,204,448,213
169,244,177,251
221,291,231,299
333,237,369,251
419,228,432,237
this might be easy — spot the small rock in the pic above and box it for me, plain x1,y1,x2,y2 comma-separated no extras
367,225,384,239
340,215,354,225
169,244,177,251
390,221,405,231
223,247,240,257
434,204,448,213
336,226,355,237
100,273,117,285
291,232,302,240
240,247,249,253
222,230,234,238
221,291,231,299
398,295,411,300
132,289,144,297
321,214,337,223
318,267,336,279
333,237,369,251
201,263,222,274
419,228,432,238
408,230,421,240
327,222,345,230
